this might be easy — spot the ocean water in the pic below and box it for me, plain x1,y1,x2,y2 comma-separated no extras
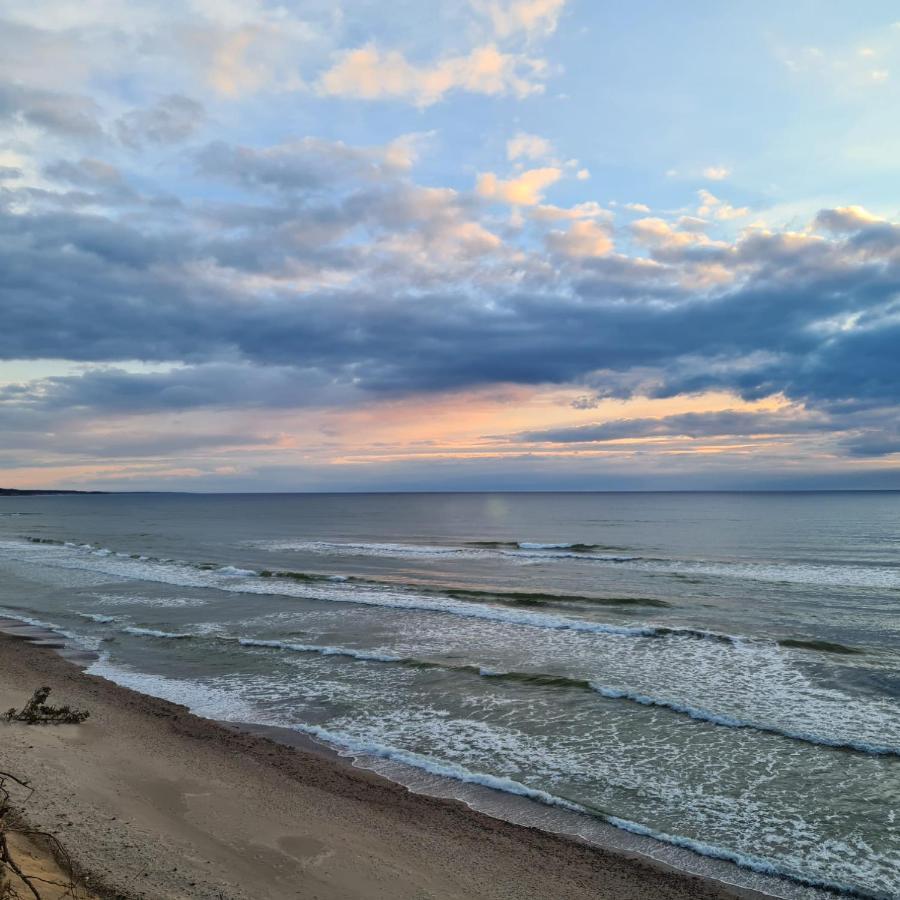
0,492,898,898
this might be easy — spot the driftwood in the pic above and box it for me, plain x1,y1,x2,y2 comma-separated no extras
4,689,89,726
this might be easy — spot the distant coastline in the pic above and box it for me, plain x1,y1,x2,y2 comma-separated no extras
0,488,107,496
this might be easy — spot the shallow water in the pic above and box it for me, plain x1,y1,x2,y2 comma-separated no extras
0,492,898,898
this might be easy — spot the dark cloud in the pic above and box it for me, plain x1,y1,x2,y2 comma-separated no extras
116,95,205,148
44,158,125,189
0,81,102,137
518,409,836,443
0,364,352,416
0,427,276,459
3,145,900,459
195,137,405,194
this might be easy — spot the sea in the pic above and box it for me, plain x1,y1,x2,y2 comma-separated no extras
0,492,897,899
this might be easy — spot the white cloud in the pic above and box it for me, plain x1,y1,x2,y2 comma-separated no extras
317,43,548,107
703,165,731,181
507,131,554,161
697,189,748,221
546,219,612,258
206,23,310,97
472,0,567,40
476,166,562,205
382,132,434,171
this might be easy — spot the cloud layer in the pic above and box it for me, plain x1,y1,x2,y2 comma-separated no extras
2,0,900,488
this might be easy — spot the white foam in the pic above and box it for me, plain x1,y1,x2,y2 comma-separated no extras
95,593,208,608
85,657,258,723
245,538,900,588
0,608,99,650
591,686,900,756
217,566,257,577
238,638,403,663
233,635,900,757
122,626,194,640
76,642,898,899
0,539,653,638
288,722,870,899
252,539,638,564
650,558,900,590
4,538,899,759
518,542,580,550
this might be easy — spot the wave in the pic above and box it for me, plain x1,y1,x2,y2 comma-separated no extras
1,539,884,656
259,570,349,583
253,539,641,563
779,638,863,655
251,538,900,589
440,587,670,609
258,570,668,609
21,535,900,590
122,626,194,640
652,626,745,645
467,540,629,553
287,722,882,900
591,686,899,756
238,638,404,663
235,637,900,757
77,653,889,900
216,566,258,577
0,608,93,647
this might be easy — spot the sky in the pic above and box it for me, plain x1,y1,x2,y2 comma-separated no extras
2,0,900,491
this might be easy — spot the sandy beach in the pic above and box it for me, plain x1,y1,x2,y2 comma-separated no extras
0,631,757,900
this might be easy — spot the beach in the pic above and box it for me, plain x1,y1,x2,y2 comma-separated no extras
0,631,755,900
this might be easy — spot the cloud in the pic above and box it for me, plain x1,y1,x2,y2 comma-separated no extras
814,205,886,233
0,363,352,417
0,81,102,137
317,43,548,107
473,0,567,40
703,166,731,181
507,131,554,161
5,122,900,454
195,136,412,193
629,217,722,263
779,40,894,92
546,219,613,258
530,201,609,221
205,21,313,97
44,158,125,189
476,166,561,204
115,95,205,148
697,189,748,221
518,409,834,443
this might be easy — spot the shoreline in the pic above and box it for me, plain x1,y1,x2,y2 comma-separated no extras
0,630,772,900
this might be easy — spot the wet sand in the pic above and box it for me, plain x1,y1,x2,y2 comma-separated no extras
0,632,762,899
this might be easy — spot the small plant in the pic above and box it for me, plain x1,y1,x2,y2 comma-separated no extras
4,688,89,726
